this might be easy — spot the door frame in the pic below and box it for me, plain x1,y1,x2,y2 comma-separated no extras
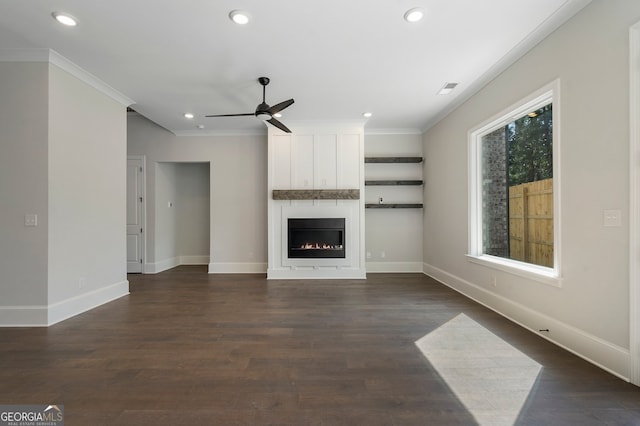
629,20,640,385
128,155,147,273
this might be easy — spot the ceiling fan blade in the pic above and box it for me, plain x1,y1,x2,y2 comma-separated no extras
267,117,292,133
205,113,254,117
267,99,294,115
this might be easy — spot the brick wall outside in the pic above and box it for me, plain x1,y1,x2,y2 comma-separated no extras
481,127,509,258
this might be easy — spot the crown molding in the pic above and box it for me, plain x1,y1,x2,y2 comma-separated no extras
176,122,421,137
49,50,134,106
420,0,592,133
280,119,367,130
364,128,423,136
173,129,267,137
0,48,134,107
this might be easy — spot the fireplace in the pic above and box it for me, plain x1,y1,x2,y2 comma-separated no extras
287,218,345,259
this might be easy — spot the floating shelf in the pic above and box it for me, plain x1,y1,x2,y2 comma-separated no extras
365,180,423,186
365,203,423,209
365,157,423,163
365,156,424,211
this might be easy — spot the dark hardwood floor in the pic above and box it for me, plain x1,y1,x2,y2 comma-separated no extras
1,266,639,425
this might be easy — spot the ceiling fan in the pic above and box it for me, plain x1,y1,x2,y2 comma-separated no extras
206,77,295,133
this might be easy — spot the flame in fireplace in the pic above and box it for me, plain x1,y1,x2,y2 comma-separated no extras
299,243,343,250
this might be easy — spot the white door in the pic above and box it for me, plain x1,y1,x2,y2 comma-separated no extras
127,157,145,273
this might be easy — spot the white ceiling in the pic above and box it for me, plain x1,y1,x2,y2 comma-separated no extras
0,0,590,135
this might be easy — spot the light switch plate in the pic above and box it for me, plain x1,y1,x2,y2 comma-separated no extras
25,214,37,227
603,209,621,227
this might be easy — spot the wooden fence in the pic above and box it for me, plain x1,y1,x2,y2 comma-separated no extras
508,178,553,267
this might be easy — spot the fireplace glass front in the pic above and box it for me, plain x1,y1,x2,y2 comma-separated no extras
288,218,345,259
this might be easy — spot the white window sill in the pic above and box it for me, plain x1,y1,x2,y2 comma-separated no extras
466,254,561,288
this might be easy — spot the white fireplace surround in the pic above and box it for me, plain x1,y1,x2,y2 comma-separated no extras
267,122,366,279
268,201,364,279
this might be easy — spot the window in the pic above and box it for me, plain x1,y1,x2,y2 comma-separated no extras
468,82,559,284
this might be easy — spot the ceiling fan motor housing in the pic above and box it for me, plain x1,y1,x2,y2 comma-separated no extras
255,102,271,120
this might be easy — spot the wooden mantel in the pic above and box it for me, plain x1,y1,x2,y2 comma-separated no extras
272,189,360,200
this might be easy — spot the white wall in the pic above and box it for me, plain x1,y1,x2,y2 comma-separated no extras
365,133,423,272
155,162,179,265
47,64,129,323
0,62,49,317
127,114,267,273
0,54,130,326
128,117,420,277
422,0,640,379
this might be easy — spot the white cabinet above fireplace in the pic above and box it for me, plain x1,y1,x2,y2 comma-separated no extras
270,130,361,191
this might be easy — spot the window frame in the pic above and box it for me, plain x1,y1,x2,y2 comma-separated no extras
467,80,561,287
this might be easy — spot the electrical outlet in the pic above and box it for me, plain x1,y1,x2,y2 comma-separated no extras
79,277,86,289
380,251,386,258
603,209,621,227
366,252,372,259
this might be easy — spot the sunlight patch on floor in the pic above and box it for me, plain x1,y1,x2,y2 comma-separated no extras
415,314,542,426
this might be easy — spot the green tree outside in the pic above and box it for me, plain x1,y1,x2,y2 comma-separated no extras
507,104,553,186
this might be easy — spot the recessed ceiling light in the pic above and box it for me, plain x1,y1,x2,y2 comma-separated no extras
438,82,458,95
52,12,78,27
229,10,250,25
403,7,424,23
363,112,373,118
197,124,205,129
184,113,194,119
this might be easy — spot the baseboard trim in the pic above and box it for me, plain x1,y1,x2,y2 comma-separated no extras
47,280,130,326
266,267,366,280
209,262,268,274
0,305,48,327
0,280,130,327
423,262,630,381
145,257,180,274
179,255,210,265
366,261,423,273
145,256,212,273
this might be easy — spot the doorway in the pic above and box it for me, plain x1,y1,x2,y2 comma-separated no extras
155,162,211,270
